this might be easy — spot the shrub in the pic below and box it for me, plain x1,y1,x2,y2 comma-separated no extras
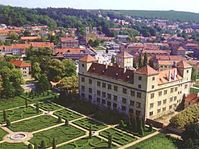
170,104,199,129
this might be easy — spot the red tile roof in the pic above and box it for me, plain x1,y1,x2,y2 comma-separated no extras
116,51,133,58
135,65,158,75
88,63,134,82
30,42,54,48
54,48,85,55
177,61,192,68
10,60,31,68
185,94,199,105
60,37,77,42
79,55,96,62
177,46,186,51
21,36,41,41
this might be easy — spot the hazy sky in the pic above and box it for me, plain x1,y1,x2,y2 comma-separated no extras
1,0,199,13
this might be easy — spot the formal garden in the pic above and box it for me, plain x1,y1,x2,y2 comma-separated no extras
0,93,167,149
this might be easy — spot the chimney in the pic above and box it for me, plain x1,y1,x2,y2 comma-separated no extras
168,70,172,82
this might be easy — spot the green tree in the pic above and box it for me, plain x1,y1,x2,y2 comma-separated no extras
36,74,51,93
65,119,69,126
89,125,92,139
25,98,28,108
3,110,7,122
138,53,143,68
143,53,148,66
57,116,62,123
40,140,46,149
63,59,77,77
31,62,41,80
191,66,198,81
28,144,33,149
6,119,11,127
52,138,56,149
33,143,38,149
108,133,112,148
35,103,40,113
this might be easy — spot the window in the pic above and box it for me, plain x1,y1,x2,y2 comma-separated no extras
97,81,101,87
175,87,177,92
152,85,154,89
162,107,166,111
158,101,161,106
174,96,177,101
102,83,106,88
107,101,111,107
108,84,112,90
89,88,92,93
89,79,92,85
158,91,162,96
163,99,167,104
170,88,174,93
136,102,141,108
149,111,153,116
113,95,117,102
170,97,173,102
185,84,188,89
114,86,118,91
187,70,189,73
164,90,167,95
82,64,84,67
113,103,117,108
137,92,142,98
97,98,100,103
89,95,92,100
136,110,141,116
138,76,142,80
130,100,134,106
131,90,135,96
157,109,161,113
151,93,155,99
107,93,111,100
102,92,106,98
81,77,85,82
81,93,85,98
81,86,85,92
102,99,106,104
122,98,127,104
122,106,126,111
152,77,155,81
129,108,134,113
138,84,141,89
97,90,101,96
169,105,172,109
123,88,127,94
150,103,154,109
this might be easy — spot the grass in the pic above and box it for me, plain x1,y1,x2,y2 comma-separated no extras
100,128,136,145
0,106,41,123
38,101,63,111
0,97,26,111
190,87,199,93
117,125,156,137
0,128,7,141
58,136,117,149
127,133,180,149
0,143,27,149
30,125,85,148
9,115,61,132
73,118,107,131
54,109,82,121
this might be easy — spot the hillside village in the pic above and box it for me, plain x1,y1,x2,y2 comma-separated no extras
0,5,198,149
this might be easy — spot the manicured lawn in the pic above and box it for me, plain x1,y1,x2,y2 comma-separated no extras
54,109,82,121
100,128,136,145
190,87,199,93
58,136,117,149
73,118,107,131
38,101,63,111
117,125,156,137
0,143,27,149
30,125,85,148
0,128,7,141
127,133,180,149
0,106,41,122
0,97,26,111
9,115,61,132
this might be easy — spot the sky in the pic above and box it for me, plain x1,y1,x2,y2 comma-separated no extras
1,0,199,13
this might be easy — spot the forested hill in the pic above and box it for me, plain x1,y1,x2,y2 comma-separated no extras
96,10,199,22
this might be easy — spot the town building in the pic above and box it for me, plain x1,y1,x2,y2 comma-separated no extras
60,37,79,48
78,53,192,120
10,60,31,79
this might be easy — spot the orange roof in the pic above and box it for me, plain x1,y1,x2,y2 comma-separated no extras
158,60,174,66
155,55,185,61
177,46,186,51
158,68,182,84
54,48,85,54
79,55,96,62
60,37,77,42
21,36,41,40
30,42,54,48
185,94,199,105
177,61,192,68
10,60,31,68
116,51,133,58
136,65,158,75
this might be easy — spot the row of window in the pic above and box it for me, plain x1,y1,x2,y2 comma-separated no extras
149,103,177,116
150,96,177,109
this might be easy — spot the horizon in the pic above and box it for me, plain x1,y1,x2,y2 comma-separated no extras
0,0,199,13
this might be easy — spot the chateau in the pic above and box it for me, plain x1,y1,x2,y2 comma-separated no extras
78,52,192,120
